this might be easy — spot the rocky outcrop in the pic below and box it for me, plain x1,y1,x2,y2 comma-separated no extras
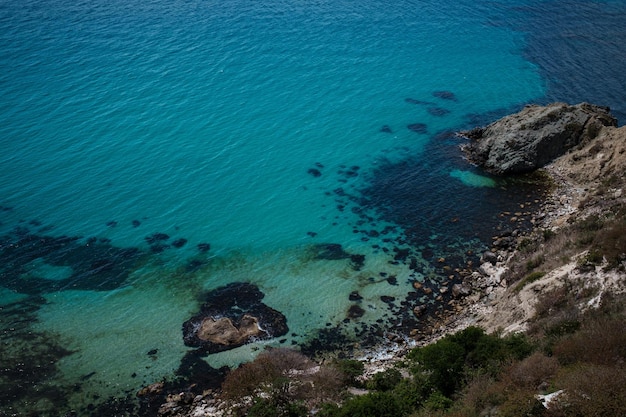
182,282,288,354
461,102,618,175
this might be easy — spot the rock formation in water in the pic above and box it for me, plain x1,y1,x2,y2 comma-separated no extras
182,282,288,354
460,102,618,175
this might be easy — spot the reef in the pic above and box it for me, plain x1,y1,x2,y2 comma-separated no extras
0,227,142,295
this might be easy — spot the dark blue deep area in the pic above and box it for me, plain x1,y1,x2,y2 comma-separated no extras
519,0,626,124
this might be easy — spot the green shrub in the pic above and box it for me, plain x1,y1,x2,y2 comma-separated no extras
316,403,341,417
577,214,604,232
335,359,364,386
408,337,466,396
366,368,402,391
502,332,534,361
390,378,430,410
248,397,308,417
514,271,546,292
552,316,626,366
407,327,534,397
423,391,453,411
526,255,545,272
497,390,545,417
579,249,603,266
337,392,407,417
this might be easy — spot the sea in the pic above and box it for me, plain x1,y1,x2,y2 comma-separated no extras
1,0,625,414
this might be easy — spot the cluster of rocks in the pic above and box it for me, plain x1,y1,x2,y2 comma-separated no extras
137,384,224,417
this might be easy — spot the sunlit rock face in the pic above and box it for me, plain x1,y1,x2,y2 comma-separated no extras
182,282,288,354
461,102,618,175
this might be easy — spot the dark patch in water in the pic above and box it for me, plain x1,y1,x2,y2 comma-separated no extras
349,291,363,301
407,123,428,134
0,296,75,414
0,228,143,295
299,327,355,358
307,168,322,177
312,243,351,260
405,98,435,105
432,90,457,101
174,350,229,391
185,259,205,272
132,219,141,227
513,0,626,124
347,304,365,319
350,254,365,271
145,233,169,244
380,295,395,304
197,243,211,253
171,238,187,248
428,106,451,116
380,124,393,133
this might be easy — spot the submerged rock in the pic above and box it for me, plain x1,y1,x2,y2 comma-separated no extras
312,243,351,260
461,102,618,175
433,90,457,101
182,282,288,354
407,123,428,134
428,107,451,116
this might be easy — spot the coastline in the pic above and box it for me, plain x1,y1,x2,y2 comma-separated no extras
103,106,626,416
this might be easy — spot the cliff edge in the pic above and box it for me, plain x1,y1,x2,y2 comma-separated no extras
461,102,618,175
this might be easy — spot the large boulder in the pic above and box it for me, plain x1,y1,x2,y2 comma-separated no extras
182,282,288,354
461,102,617,175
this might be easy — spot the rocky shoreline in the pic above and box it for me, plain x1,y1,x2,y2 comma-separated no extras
135,103,626,417
361,102,625,362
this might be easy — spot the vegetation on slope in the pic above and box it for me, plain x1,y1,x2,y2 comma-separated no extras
217,288,626,417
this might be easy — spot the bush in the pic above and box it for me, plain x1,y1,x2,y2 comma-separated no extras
423,391,453,411
550,364,626,417
552,316,626,366
337,392,407,417
334,359,364,386
366,368,402,391
514,271,546,292
220,348,344,413
391,377,431,410
526,255,545,271
248,397,308,417
408,337,466,396
497,389,545,417
407,327,534,397
508,352,559,389
502,332,534,360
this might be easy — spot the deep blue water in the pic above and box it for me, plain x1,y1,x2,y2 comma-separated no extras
0,0,624,414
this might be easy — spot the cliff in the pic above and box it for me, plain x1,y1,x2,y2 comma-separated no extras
461,113,626,335
461,102,618,175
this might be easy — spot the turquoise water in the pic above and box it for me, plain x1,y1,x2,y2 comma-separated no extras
1,0,623,414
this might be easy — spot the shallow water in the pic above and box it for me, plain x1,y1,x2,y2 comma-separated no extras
1,0,624,414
